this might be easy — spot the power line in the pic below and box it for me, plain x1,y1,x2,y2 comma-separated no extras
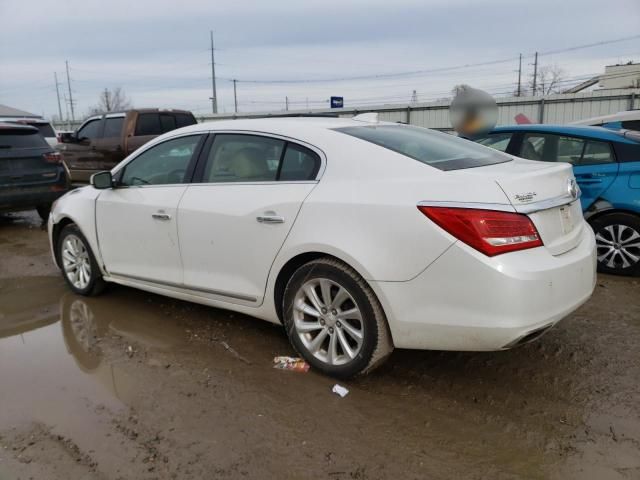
231,35,640,84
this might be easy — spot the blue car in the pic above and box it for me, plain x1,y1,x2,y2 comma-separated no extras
472,125,640,276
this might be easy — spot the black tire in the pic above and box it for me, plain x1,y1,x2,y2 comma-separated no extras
57,224,107,296
282,257,393,378
36,204,51,221
590,212,640,276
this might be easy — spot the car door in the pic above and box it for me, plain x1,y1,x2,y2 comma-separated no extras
517,132,619,210
178,133,322,305
62,117,104,182
92,114,125,170
96,133,206,284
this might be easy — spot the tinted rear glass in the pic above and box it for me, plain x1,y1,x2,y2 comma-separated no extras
336,125,511,171
0,130,49,149
135,113,161,136
160,114,177,133
176,113,196,128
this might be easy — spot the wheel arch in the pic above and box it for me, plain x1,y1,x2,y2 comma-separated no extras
585,206,640,224
272,251,377,324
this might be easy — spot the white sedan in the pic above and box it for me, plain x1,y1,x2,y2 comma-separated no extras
48,115,597,377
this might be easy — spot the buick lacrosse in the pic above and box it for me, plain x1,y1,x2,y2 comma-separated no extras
48,115,596,377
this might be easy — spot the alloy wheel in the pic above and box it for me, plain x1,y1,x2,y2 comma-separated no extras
292,278,364,366
595,224,640,270
61,234,92,290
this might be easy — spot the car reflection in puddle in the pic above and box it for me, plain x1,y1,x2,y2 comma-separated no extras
0,277,187,418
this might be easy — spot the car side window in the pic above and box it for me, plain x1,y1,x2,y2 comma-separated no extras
120,135,202,186
474,133,513,152
203,134,285,183
77,120,102,141
556,136,586,164
160,114,177,133
134,113,162,136
621,120,640,131
103,117,124,138
581,140,615,165
280,143,321,180
519,134,548,161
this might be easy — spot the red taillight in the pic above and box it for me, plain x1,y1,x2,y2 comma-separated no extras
43,152,62,164
417,206,543,256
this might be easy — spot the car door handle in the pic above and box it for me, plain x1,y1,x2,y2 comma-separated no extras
256,215,285,224
151,213,172,221
577,179,602,185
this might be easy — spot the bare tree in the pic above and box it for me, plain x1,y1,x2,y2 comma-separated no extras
529,65,566,95
88,87,132,115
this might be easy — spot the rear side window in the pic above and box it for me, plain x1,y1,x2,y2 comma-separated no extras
336,125,510,171
613,141,640,162
581,141,615,165
520,133,615,165
135,113,161,136
176,113,196,128
103,117,124,138
473,132,513,152
203,134,284,183
280,143,321,180
160,114,177,133
0,130,48,149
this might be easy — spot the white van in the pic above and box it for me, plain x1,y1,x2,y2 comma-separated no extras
571,110,640,131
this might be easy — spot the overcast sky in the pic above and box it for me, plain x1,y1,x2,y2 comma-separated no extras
1,0,639,120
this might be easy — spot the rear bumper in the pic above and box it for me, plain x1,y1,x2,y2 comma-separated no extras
0,177,69,212
373,223,597,351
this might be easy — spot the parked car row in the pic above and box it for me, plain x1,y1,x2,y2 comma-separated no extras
0,108,197,219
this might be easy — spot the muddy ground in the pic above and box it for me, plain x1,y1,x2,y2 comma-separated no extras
0,211,639,480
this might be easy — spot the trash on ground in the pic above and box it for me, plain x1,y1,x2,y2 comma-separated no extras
332,384,349,397
273,356,310,372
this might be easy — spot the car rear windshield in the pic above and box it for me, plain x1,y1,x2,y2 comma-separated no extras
0,130,49,149
335,124,511,171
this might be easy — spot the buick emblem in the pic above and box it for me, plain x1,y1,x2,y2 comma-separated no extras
567,178,579,200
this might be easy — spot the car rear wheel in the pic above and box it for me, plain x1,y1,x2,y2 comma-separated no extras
590,212,640,276
58,224,106,295
282,257,393,378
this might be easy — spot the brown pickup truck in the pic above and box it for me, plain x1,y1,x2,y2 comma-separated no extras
58,108,197,182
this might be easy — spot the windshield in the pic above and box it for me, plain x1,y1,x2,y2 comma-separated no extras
335,124,511,171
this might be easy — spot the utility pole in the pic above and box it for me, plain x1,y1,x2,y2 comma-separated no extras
53,72,63,123
285,96,289,111
65,60,75,123
210,31,218,114
411,90,418,103
233,79,238,113
531,52,538,96
516,53,522,96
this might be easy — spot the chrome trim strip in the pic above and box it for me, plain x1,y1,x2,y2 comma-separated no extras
512,192,580,214
417,201,515,212
109,272,257,302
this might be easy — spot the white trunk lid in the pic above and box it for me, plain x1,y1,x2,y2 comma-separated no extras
457,158,584,255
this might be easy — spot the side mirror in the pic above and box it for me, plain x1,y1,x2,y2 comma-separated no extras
91,171,113,189
59,132,76,143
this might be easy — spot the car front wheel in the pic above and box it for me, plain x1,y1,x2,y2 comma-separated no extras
57,224,106,295
591,212,640,276
283,257,393,378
